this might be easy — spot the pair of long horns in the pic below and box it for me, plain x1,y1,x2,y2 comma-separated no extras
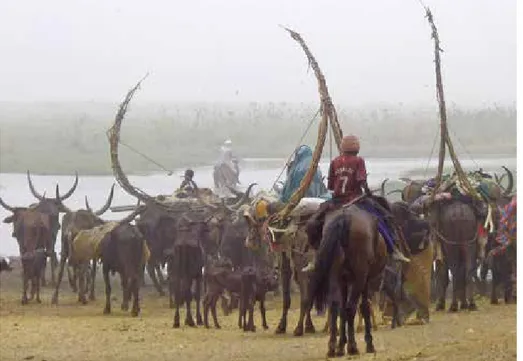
27,170,79,202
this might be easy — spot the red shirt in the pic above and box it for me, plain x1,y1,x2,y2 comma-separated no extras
328,154,367,203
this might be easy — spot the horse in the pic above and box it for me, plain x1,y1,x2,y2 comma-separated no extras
307,204,389,357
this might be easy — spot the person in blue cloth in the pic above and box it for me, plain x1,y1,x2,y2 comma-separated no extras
279,145,330,203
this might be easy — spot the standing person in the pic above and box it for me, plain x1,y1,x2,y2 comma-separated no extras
303,135,410,272
214,139,241,196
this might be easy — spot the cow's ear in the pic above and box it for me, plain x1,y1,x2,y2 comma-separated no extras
3,215,15,224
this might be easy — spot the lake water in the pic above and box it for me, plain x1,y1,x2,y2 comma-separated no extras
0,156,516,256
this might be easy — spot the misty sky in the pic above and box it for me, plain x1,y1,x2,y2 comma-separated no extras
0,0,516,107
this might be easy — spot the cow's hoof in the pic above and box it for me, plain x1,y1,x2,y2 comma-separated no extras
293,327,304,337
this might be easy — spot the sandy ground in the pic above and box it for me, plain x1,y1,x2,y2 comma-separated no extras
0,265,516,361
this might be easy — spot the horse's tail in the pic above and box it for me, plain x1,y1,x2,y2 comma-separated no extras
308,212,349,309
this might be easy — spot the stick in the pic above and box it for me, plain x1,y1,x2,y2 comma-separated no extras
418,6,481,203
273,27,335,222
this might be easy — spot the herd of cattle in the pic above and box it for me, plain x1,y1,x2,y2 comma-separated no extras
0,163,516,330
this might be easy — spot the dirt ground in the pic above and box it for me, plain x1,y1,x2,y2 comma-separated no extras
0,265,517,361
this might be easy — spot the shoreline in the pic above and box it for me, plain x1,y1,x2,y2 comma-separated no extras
0,152,516,177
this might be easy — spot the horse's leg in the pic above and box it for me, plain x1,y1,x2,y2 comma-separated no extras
356,301,364,333
195,276,204,325
326,301,339,358
147,262,165,296
276,252,291,334
51,253,68,304
346,286,361,355
103,264,112,314
361,287,376,354
336,283,348,357
370,297,378,331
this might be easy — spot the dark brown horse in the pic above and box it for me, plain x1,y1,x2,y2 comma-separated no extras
307,205,388,357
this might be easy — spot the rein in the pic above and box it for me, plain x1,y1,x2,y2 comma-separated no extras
432,225,478,246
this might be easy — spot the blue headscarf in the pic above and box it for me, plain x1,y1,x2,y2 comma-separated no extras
279,145,330,203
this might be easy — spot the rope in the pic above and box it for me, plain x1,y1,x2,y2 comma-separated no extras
423,123,440,178
119,140,174,176
446,126,480,170
271,108,321,190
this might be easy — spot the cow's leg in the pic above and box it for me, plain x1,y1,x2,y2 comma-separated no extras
50,249,57,286
211,294,221,329
276,252,292,334
35,272,42,304
435,260,449,311
78,263,88,304
67,261,77,293
259,296,268,330
246,294,255,332
194,277,203,325
89,259,97,301
21,270,29,305
103,264,112,314
184,280,196,327
203,290,211,328
51,250,68,304
121,274,129,311
131,276,140,317
172,277,181,328
147,262,165,296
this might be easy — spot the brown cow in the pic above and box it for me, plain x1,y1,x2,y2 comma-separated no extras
1,200,52,304
26,171,79,286
51,184,115,305
99,208,149,317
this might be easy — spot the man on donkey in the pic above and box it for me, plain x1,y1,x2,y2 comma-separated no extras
302,135,410,272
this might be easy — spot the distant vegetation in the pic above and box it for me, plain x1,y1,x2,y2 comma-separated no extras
0,101,516,175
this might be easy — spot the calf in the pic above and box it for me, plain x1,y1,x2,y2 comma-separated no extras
1,202,51,304
203,259,279,331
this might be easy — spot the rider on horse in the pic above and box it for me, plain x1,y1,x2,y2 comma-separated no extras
302,135,410,272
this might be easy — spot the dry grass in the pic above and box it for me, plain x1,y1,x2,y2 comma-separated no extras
0,266,516,361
